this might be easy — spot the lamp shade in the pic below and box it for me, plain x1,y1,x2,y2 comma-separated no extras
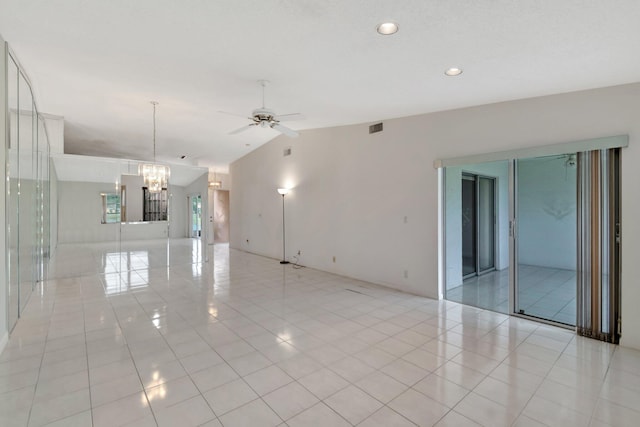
277,188,290,195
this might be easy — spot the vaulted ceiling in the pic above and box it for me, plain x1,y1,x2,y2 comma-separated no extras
2,1,639,172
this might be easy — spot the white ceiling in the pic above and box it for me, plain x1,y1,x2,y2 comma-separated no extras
2,1,640,172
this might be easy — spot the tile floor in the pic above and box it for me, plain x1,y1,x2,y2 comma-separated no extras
446,266,576,325
1,239,639,426
446,270,510,315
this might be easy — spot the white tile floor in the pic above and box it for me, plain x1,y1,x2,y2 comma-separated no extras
447,266,576,325
1,239,640,426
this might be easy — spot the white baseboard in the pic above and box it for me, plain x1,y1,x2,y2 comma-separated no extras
0,330,8,356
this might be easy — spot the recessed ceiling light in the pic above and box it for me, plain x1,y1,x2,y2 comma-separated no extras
445,67,463,76
377,22,399,35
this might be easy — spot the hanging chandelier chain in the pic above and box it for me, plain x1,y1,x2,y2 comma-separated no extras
151,101,158,162
139,100,168,194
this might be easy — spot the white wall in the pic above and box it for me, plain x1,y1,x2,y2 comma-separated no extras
231,82,640,350
58,181,121,243
517,156,576,269
121,174,144,222
120,222,169,240
58,181,188,243
43,114,64,154
169,185,187,238
445,161,509,289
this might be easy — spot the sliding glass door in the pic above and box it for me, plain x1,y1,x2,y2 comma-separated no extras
462,174,496,278
445,162,506,314
478,177,496,273
514,154,577,325
443,140,622,340
461,175,477,277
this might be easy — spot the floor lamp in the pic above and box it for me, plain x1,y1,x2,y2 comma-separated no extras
277,188,290,264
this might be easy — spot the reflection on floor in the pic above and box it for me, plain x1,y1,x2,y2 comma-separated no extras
48,239,207,280
447,270,510,315
446,265,576,325
1,239,637,427
517,265,576,325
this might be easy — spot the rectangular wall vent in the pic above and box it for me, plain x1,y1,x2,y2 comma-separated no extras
369,122,383,134
283,147,292,156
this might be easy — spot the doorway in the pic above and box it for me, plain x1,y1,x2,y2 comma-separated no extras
213,190,230,244
446,156,576,321
462,173,496,278
443,146,621,336
189,194,202,238
445,161,509,313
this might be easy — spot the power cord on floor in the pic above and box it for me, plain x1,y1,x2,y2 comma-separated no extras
291,255,304,269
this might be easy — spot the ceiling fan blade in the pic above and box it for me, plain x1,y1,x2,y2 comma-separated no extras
229,124,256,135
218,110,251,120
273,113,305,122
271,123,299,138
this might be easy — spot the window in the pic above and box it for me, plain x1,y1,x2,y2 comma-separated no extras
143,187,168,221
101,193,121,223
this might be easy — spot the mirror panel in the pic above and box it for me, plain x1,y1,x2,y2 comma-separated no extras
7,56,19,330
18,73,36,315
50,155,209,280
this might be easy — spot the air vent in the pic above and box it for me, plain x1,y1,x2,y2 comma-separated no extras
283,147,292,156
369,122,383,134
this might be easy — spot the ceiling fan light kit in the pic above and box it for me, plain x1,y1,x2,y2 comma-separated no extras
223,80,303,138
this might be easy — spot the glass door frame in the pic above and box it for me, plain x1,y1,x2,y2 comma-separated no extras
438,135,627,332
461,172,498,280
508,158,576,329
508,160,517,318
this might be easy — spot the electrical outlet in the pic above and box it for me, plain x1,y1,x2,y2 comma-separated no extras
332,256,336,263
404,269,408,279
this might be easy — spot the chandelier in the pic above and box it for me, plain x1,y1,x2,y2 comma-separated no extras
139,101,170,193
209,170,222,188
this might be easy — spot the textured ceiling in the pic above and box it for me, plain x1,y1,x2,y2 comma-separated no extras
1,1,639,172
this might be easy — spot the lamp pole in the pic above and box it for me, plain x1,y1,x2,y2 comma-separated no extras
277,188,290,264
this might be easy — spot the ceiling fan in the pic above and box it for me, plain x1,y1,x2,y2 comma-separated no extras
220,80,304,138
540,153,577,167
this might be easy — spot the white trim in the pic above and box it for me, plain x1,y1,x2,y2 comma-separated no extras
433,135,628,168
437,168,445,299
50,153,209,173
